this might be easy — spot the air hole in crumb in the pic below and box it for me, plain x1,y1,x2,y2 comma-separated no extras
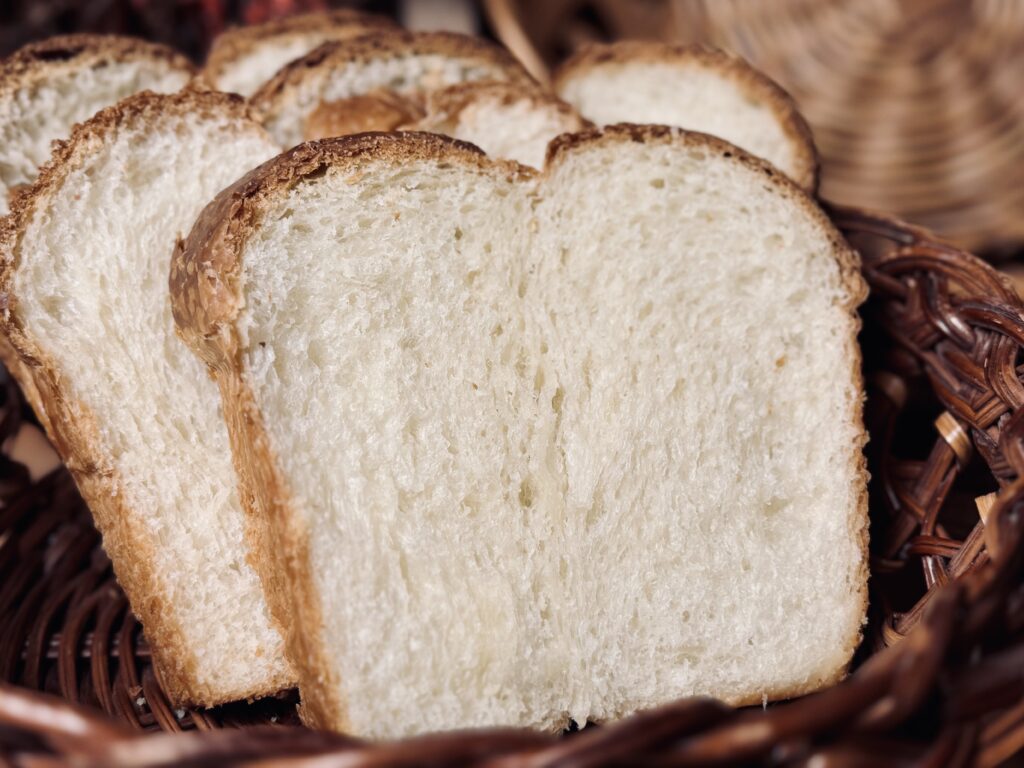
560,247,569,266
465,269,479,287
639,301,653,320
517,280,527,299
552,387,565,416
518,479,535,508
483,242,492,254
454,226,463,240
650,178,665,189
776,355,787,368
534,367,545,393
682,610,690,622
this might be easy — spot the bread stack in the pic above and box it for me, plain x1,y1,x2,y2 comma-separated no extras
0,15,868,739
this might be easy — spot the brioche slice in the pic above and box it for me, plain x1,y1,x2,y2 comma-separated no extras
0,90,292,705
554,42,818,191
404,82,587,168
173,127,867,737
202,10,397,98
251,30,536,148
0,34,194,214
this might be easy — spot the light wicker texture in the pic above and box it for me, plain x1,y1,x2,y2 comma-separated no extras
2,209,1024,765
484,0,1024,254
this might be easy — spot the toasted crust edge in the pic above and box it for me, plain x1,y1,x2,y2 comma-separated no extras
552,42,820,193
0,33,195,100
172,126,867,728
250,30,536,125
0,88,294,707
202,10,397,86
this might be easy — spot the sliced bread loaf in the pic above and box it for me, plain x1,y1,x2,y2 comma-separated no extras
554,42,819,191
0,34,194,214
250,30,536,148
202,10,397,98
172,127,868,737
0,90,291,706
404,81,587,168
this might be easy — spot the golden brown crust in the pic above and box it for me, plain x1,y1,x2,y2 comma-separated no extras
202,10,396,87
552,42,820,193
0,33,195,99
250,30,536,127
171,127,866,729
409,80,588,135
0,87,292,707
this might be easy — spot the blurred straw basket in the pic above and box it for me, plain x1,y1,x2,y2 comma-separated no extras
484,0,1024,257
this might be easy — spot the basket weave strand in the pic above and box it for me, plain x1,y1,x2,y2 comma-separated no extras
1,208,1024,765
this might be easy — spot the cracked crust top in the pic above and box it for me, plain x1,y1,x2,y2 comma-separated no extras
250,29,536,126
553,42,819,192
413,80,586,129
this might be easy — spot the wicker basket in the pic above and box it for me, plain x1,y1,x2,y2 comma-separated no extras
1,208,1024,765
483,0,1024,257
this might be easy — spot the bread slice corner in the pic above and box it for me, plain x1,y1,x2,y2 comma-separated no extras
553,42,819,192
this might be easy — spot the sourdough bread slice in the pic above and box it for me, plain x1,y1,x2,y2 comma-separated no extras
202,10,397,98
0,90,292,706
554,42,819,191
0,34,194,214
250,30,536,148
172,127,867,737
404,81,587,168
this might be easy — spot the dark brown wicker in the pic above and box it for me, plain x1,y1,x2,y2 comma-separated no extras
2,207,1024,766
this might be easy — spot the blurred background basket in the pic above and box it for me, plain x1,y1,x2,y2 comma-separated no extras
4,207,1024,766
484,0,1024,258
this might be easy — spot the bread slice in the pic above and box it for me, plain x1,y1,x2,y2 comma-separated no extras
404,81,587,168
202,10,397,98
250,30,536,148
554,42,819,191
173,126,867,737
0,90,292,706
0,34,194,214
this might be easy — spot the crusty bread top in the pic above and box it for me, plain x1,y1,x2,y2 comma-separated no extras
0,34,194,99
250,30,536,120
202,9,397,84
553,42,819,192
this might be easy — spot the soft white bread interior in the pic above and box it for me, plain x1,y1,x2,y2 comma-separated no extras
202,10,397,97
0,34,194,214
554,42,819,191
250,30,536,148
172,127,867,737
0,90,291,705
406,81,587,168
